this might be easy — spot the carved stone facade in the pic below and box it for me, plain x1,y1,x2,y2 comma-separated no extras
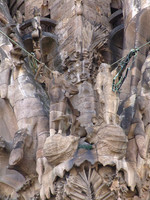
0,0,150,199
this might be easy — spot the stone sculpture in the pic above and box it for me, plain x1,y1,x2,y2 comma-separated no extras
64,165,116,200
43,134,79,167
75,0,83,16
95,63,119,125
0,16,49,182
31,7,42,61
42,71,78,136
32,7,42,39
96,124,128,162
0,0,150,199
8,129,32,167
126,52,150,174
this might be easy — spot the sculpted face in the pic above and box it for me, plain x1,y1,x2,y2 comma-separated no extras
100,63,111,73
52,71,60,79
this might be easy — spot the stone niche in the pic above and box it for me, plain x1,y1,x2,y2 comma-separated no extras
8,0,25,18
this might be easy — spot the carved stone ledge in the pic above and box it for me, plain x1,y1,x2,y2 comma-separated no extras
22,31,57,53
19,17,57,33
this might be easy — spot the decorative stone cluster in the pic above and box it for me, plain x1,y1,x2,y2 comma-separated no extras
0,0,150,200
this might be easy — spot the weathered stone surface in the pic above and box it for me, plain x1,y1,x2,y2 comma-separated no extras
0,0,150,199
96,125,128,159
43,134,79,167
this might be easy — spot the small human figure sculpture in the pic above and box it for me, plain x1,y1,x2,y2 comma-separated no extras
95,63,119,125
42,71,79,136
31,7,42,61
35,71,79,192
32,7,42,39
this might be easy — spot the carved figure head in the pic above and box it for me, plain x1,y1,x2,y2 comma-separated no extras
33,7,40,17
75,0,83,15
51,70,61,79
99,63,111,73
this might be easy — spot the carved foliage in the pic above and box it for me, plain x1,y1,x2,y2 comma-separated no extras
64,165,115,200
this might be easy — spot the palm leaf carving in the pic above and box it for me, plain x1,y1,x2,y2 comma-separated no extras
64,166,115,200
